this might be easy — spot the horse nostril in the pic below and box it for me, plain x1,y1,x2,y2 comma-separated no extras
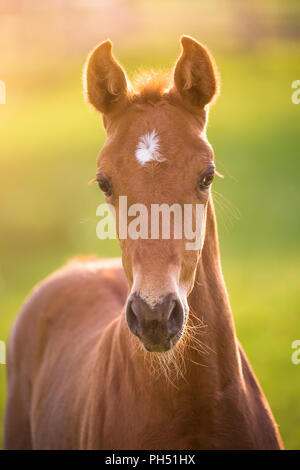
126,293,184,347
167,300,184,339
126,301,140,337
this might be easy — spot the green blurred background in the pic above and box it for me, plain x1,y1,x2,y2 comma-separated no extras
0,0,299,449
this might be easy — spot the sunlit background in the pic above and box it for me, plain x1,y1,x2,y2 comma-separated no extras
0,0,299,449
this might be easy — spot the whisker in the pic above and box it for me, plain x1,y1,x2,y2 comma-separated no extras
213,190,240,221
213,194,232,232
129,303,215,386
188,358,209,368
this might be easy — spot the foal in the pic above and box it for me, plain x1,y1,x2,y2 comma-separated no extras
4,36,283,449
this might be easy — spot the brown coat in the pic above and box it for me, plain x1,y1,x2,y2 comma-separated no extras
4,36,283,450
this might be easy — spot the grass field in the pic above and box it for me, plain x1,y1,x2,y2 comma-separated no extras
0,42,299,449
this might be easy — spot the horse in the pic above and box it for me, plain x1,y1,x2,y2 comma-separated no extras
4,36,283,450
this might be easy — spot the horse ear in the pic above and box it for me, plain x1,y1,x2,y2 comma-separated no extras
173,36,219,109
84,40,129,114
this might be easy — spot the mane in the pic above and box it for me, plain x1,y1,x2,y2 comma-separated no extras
131,70,171,103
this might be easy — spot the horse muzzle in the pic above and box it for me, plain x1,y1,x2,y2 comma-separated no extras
126,292,184,352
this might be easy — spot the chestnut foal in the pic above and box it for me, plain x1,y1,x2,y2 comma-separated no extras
4,36,283,450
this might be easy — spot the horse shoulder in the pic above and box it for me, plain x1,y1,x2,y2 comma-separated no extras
4,257,127,449
9,257,126,360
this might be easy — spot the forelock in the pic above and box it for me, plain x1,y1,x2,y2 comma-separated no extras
131,70,171,104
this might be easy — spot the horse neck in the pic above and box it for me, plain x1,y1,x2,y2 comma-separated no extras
186,196,243,390
117,196,244,394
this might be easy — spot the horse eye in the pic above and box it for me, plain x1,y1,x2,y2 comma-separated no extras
98,177,112,196
198,172,214,189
